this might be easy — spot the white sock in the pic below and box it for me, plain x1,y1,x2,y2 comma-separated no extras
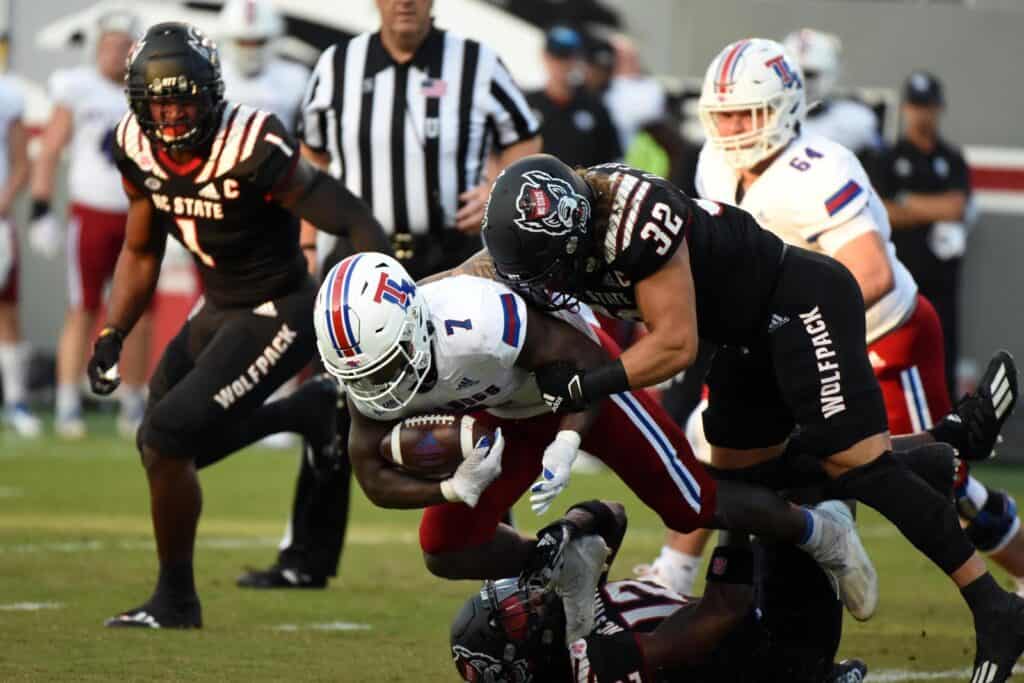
964,476,989,510
118,385,145,417
0,342,28,407
653,546,703,595
56,383,80,419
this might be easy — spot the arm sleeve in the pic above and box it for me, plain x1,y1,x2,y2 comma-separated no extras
485,54,540,149
815,206,882,255
299,44,338,152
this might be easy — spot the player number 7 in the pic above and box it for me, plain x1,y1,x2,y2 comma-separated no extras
176,217,216,267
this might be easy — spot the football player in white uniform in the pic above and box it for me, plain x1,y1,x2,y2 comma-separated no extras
317,252,874,606
29,10,150,439
217,0,310,131
0,77,40,437
782,28,882,157
634,38,1024,603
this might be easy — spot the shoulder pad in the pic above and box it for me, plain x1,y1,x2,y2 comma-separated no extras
425,276,526,368
114,112,169,181
194,104,294,184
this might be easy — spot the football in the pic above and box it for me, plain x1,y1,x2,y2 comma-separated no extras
379,414,493,480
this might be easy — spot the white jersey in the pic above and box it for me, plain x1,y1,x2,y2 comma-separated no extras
352,276,599,422
696,132,917,343
220,58,310,133
803,98,881,154
48,66,128,212
0,76,24,191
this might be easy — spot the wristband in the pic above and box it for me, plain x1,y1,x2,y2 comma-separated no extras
31,199,51,221
581,359,630,400
440,478,461,503
705,546,754,585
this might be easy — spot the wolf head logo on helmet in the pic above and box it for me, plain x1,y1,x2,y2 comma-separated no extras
513,170,591,237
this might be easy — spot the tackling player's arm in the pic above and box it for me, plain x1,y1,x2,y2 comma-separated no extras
346,399,450,509
515,306,609,435
104,180,167,335
418,249,497,286
621,243,699,387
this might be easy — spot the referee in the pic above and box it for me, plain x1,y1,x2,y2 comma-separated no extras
237,0,541,589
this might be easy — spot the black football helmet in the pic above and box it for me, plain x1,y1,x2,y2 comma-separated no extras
125,22,225,151
481,155,596,311
450,578,568,683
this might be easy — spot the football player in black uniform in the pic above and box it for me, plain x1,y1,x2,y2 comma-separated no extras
444,154,1024,681
450,499,867,683
89,23,390,629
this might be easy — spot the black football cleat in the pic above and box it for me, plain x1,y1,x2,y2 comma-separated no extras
972,591,1024,683
104,599,202,629
932,351,1018,461
236,564,327,589
828,659,867,683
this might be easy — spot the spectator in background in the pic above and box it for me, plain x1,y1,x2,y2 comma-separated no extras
874,72,971,398
583,32,698,195
0,76,40,437
217,0,309,132
28,10,150,439
526,26,620,168
782,28,883,160
237,0,541,590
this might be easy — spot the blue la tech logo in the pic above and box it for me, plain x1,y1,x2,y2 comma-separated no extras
373,272,416,310
764,55,801,89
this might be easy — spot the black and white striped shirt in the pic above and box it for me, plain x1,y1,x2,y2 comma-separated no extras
300,25,539,236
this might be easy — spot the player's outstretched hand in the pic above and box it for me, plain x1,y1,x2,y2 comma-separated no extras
530,430,582,515
441,428,504,508
86,327,124,396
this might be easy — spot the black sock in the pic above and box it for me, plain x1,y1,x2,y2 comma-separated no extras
154,559,198,604
962,573,1004,615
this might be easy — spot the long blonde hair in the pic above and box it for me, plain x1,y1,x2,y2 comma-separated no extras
576,168,615,247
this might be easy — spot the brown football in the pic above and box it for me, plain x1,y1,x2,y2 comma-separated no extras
379,414,493,480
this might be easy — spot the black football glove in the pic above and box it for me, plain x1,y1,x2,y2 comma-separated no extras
930,350,1018,461
519,519,581,591
87,326,124,395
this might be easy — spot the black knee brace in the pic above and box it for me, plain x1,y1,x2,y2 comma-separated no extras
892,442,957,499
830,452,974,574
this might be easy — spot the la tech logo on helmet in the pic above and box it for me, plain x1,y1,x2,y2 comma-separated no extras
764,55,802,89
373,272,416,311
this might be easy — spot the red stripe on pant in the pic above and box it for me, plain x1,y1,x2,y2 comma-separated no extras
869,294,952,435
419,329,716,555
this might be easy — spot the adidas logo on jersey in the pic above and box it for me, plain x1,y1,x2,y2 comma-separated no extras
767,313,790,333
252,301,278,318
198,183,221,201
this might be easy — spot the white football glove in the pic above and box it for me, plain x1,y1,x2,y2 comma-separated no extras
28,213,61,260
440,428,504,508
530,430,582,515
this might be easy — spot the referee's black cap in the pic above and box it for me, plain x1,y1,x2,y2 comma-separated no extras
903,71,944,107
545,25,583,57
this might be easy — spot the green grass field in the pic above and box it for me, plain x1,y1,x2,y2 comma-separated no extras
1,414,1021,682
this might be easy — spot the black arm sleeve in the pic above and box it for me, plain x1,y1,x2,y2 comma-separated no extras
292,168,392,254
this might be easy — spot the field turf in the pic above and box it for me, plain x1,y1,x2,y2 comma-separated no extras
1,414,1022,681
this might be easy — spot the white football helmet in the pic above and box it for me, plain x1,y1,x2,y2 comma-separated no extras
218,0,284,77
698,38,806,170
315,253,432,413
782,28,841,105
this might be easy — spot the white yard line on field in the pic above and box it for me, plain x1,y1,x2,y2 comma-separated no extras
0,602,63,611
272,621,372,632
867,665,1023,681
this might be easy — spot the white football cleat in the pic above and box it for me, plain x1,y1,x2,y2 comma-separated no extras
55,413,87,440
555,535,611,644
4,404,41,438
810,500,879,621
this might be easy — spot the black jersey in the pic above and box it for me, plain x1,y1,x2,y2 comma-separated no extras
581,163,786,345
113,103,308,308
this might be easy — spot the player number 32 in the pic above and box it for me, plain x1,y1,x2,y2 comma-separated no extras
639,202,686,255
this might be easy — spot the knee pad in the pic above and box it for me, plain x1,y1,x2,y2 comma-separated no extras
892,442,957,499
965,490,1021,553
